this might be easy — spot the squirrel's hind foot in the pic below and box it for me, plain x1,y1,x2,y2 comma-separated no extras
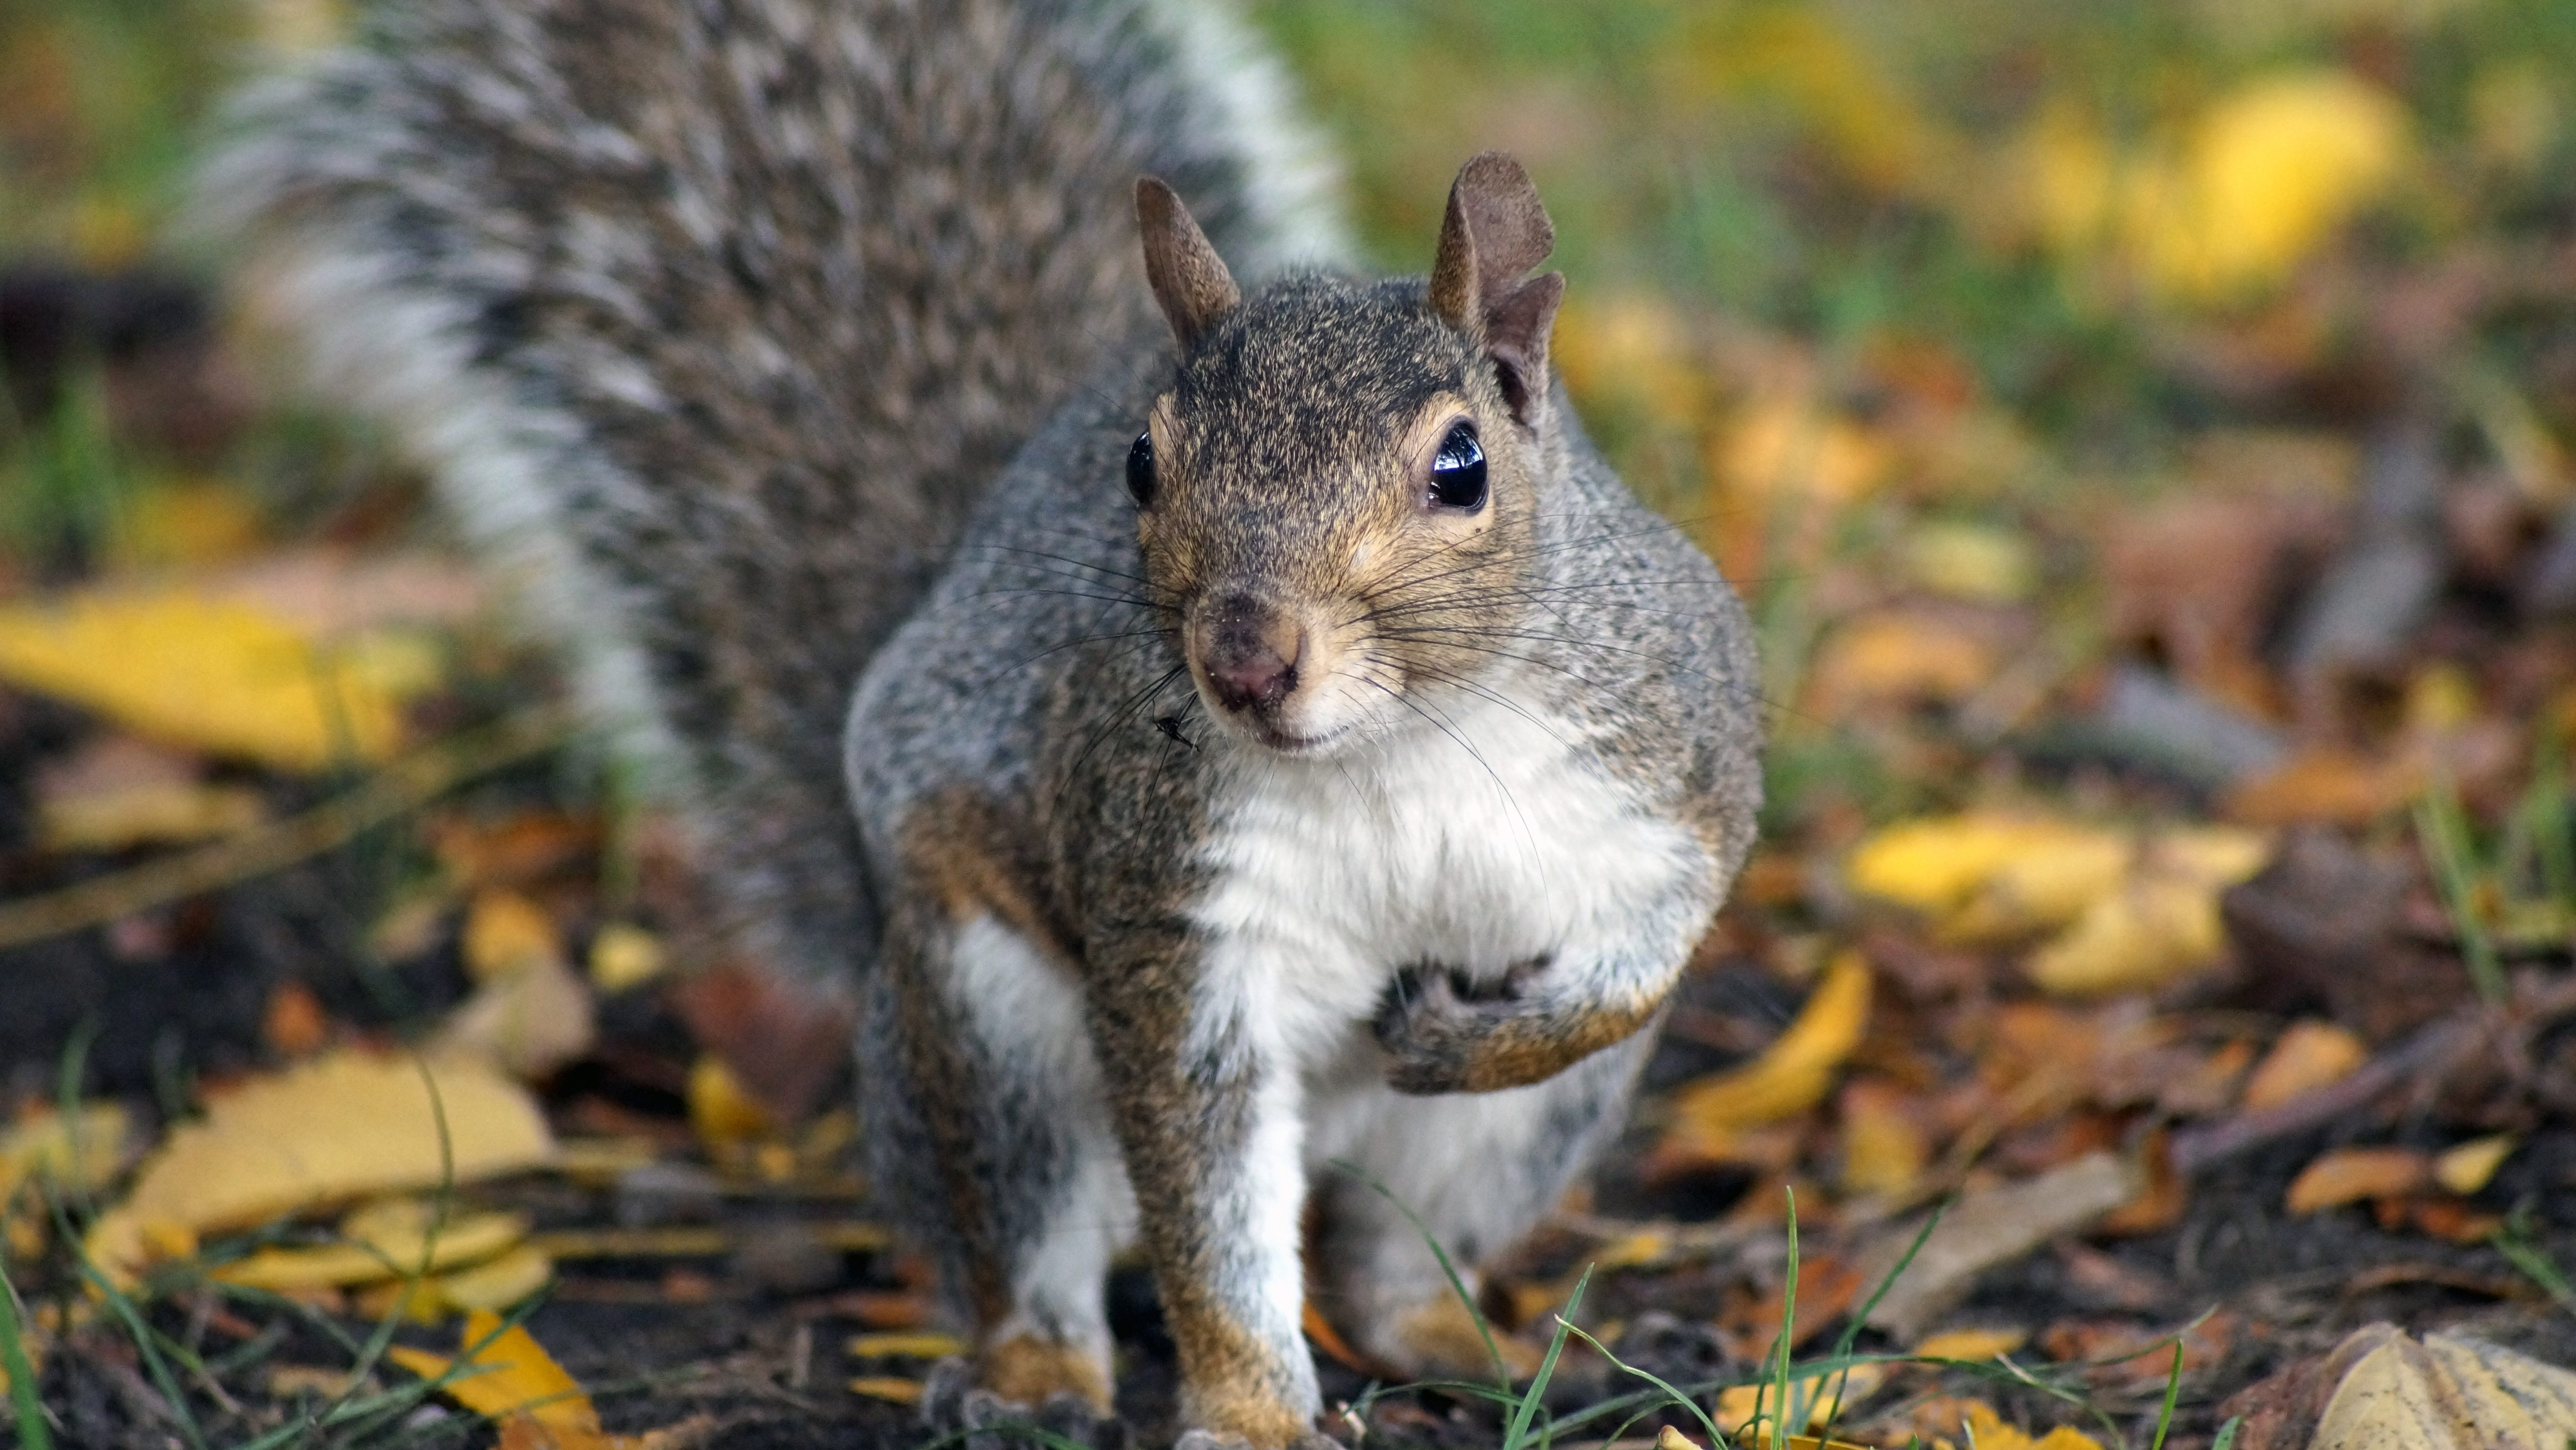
920,1357,1131,1450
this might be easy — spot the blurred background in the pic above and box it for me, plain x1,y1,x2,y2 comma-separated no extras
6,1,2576,1443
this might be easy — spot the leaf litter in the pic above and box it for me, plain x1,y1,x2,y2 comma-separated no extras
9,0,2576,1447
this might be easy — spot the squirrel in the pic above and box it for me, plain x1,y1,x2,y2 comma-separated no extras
204,1,1762,1446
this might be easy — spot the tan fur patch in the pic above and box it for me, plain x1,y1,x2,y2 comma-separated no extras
980,1332,1112,1413
897,787,1076,973
1454,995,1661,1093
1389,1294,1543,1380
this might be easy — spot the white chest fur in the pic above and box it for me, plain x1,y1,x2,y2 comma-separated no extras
1185,689,1697,1070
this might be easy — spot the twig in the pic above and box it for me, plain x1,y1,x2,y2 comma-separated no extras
2171,975,2576,1175
0,711,571,952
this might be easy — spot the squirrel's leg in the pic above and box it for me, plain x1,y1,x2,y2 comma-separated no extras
1087,922,1325,1450
866,900,1128,1414
1307,1030,1651,1378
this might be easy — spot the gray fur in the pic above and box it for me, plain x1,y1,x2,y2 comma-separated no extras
203,0,1346,991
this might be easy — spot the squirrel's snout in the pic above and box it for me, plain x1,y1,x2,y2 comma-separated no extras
1198,596,1304,715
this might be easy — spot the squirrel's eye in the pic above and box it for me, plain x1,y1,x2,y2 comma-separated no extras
1125,430,1155,506
1428,422,1486,511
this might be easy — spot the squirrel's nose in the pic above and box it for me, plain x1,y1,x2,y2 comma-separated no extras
1201,598,1303,713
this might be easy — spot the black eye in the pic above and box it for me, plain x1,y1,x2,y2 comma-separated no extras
1126,430,1155,506
1428,422,1486,511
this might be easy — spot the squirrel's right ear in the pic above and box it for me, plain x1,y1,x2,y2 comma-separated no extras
1429,152,1564,426
1136,177,1239,351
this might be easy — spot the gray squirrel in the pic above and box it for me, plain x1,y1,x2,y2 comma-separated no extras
205,0,1762,1444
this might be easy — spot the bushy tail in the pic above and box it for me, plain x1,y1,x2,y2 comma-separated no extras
203,0,1343,1008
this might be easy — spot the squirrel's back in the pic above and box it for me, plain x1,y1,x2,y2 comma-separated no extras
205,0,1346,1004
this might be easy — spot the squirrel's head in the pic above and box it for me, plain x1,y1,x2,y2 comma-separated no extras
1129,152,1568,756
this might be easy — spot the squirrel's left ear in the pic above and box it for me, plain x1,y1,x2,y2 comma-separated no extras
1136,177,1240,351
1428,152,1565,426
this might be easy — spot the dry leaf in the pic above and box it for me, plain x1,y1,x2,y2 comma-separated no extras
2431,1135,2515,1196
849,1376,926,1405
1913,1327,2028,1362
1661,952,1872,1162
686,1054,781,1154
86,1049,552,1285
432,1244,555,1312
1,1103,127,1204
2242,1020,2368,1110
588,923,668,992
847,1332,970,1360
2023,874,2223,995
435,949,597,1080
1904,522,2036,605
1807,612,1999,714
1838,1079,1928,1199
212,1203,530,1290
464,890,562,981
2312,1326,2576,1450
389,1310,595,1433
2225,749,2422,826
1857,1151,2142,1339
2287,1147,2431,1214
0,589,431,770
1957,1400,2109,1450
1715,1364,1887,1436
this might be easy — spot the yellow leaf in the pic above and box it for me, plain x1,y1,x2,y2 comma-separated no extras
1847,815,2081,915
0,1103,127,1203
1942,828,2134,944
464,891,562,981
0,590,422,771
434,1244,555,1312
1807,613,1999,715
1957,1402,2107,1450
1715,1363,1887,1435
39,779,266,853
1838,1080,1926,1200
2432,1135,2516,1196
1721,400,1892,514
2314,1328,2576,1450
2129,70,2412,303
686,1054,778,1152
587,923,667,993
1904,523,2038,605
849,1376,926,1405
211,1205,530,1290
1913,1327,2027,1362
2022,874,2226,995
434,949,596,1081
2242,1020,2367,1111
390,1310,597,1433
113,481,267,569
847,1332,970,1360
85,1049,552,1286
1667,952,1872,1145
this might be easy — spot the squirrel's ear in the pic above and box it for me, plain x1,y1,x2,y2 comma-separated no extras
1136,177,1239,351
1428,152,1563,424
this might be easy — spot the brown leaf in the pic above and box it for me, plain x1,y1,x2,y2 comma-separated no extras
2286,1146,2430,1214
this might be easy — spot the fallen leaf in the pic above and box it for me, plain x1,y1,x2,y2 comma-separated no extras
847,1332,970,1361
686,1053,780,1158
1856,1151,2143,1339
1715,1362,1886,1436
849,1376,926,1405
389,1310,594,1433
464,890,562,982
1838,1079,1928,1200
85,1049,552,1285
1847,814,2115,921
262,981,330,1057
0,1103,127,1204
1807,611,2000,713
2225,749,2422,826
588,923,667,992
2431,1135,2515,1196
2129,70,2413,304
2311,1325,2576,1450
1904,522,2037,605
212,1204,530,1290
1957,1399,2109,1450
1912,1327,2027,1362
434,948,597,1080
2022,873,2225,995
1660,952,1872,1163
2241,1020,2368,1111
2287,1147,2430,1214
432,1243,555,1312
0,589,431,770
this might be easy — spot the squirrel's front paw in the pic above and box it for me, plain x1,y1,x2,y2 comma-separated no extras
1371,964,1538,1095
921,1357,1131,1450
